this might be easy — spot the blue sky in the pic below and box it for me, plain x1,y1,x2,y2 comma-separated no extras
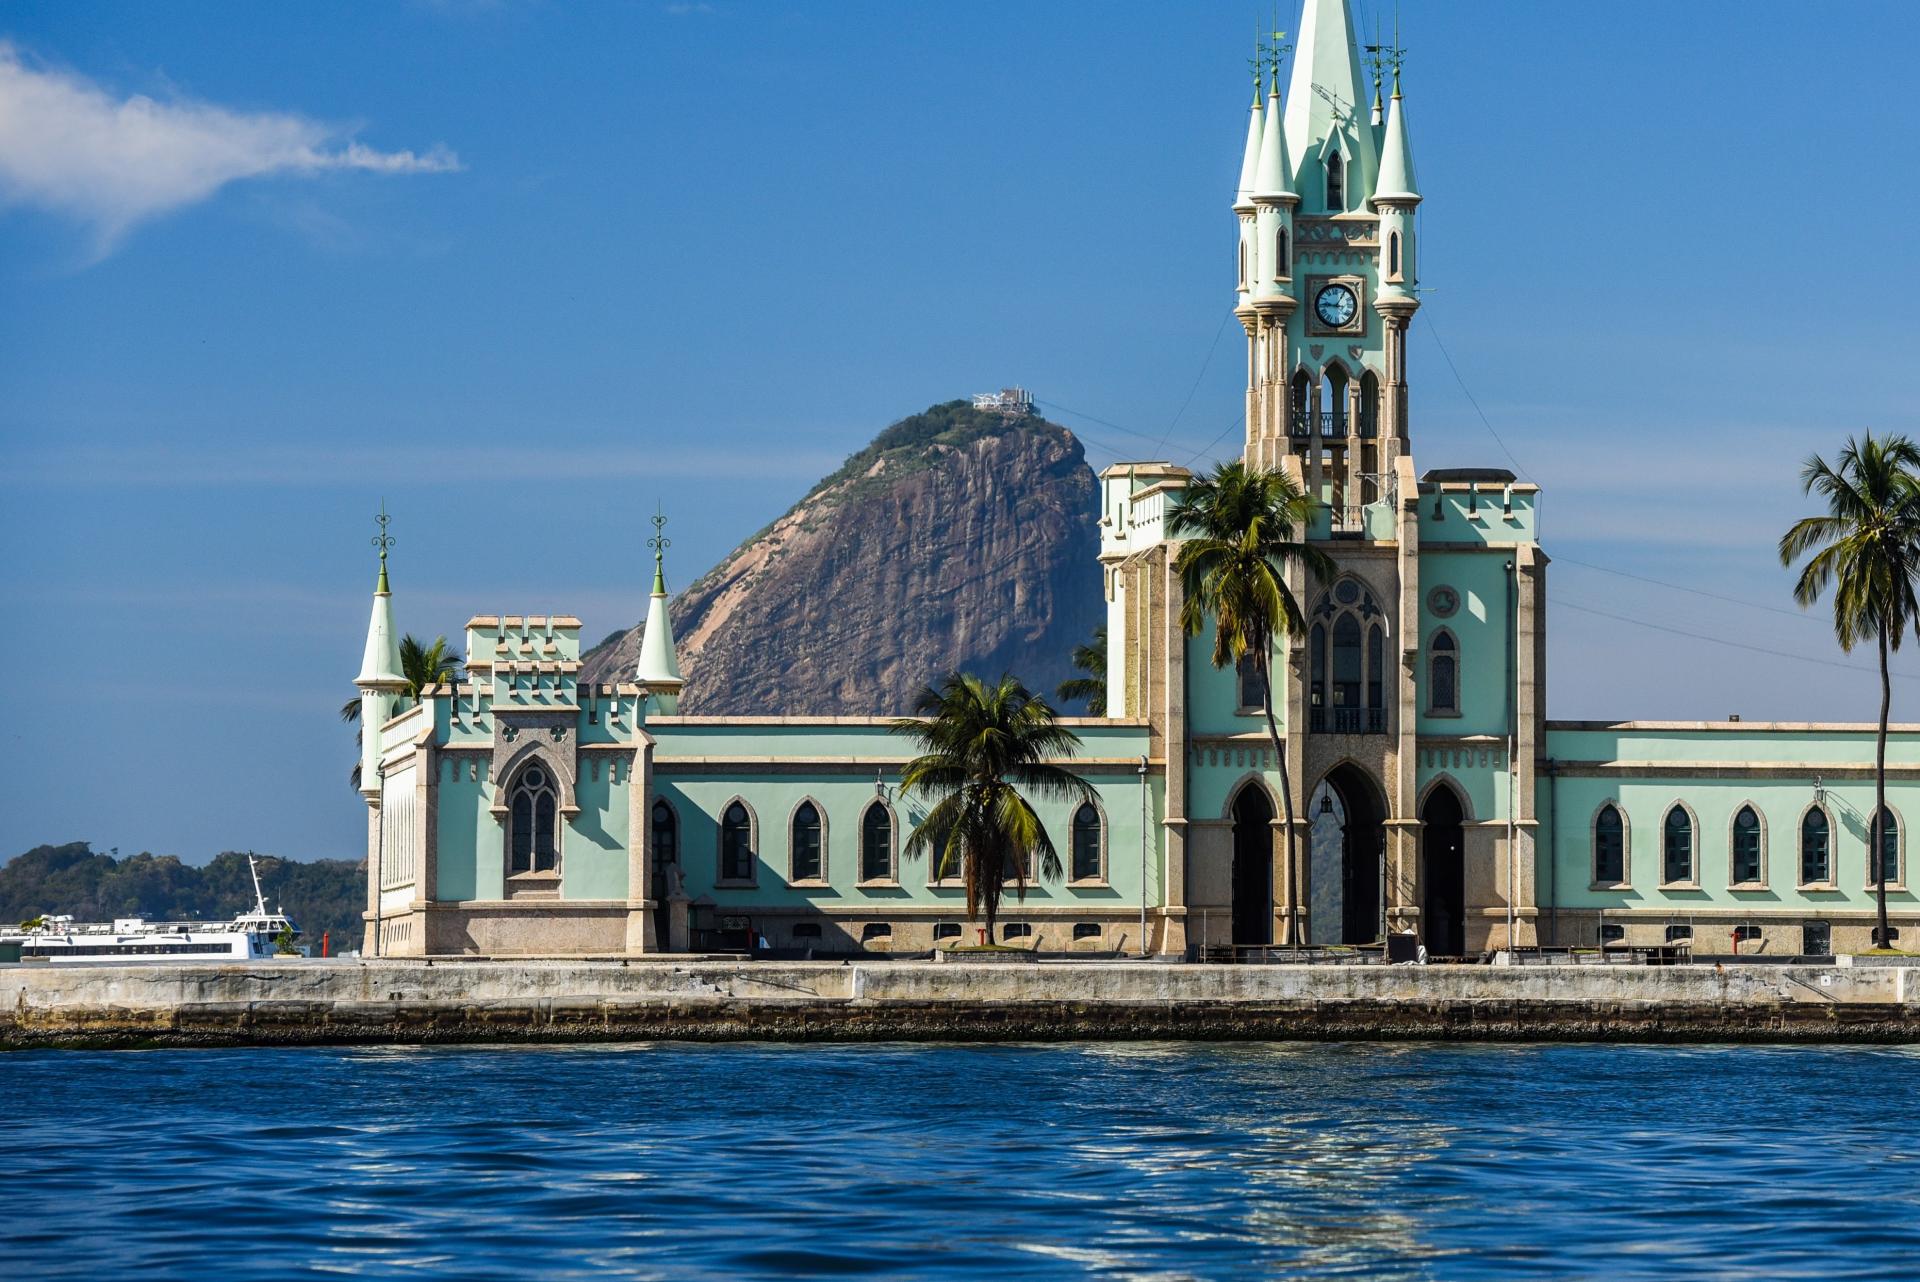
4,1,1919,864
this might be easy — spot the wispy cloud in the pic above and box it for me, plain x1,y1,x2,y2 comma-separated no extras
0,41,460,257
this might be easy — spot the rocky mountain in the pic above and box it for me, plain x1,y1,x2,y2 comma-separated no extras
581,400,1105,714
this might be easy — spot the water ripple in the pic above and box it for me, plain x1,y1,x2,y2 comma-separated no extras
2,1042,1919,1279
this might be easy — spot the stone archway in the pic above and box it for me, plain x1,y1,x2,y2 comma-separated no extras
1308,763,1387,946
1420,784,1467,958
1230,784,1275,947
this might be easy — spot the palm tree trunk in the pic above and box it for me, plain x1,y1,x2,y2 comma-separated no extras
1258,651,1297,947
1876,621,1892,949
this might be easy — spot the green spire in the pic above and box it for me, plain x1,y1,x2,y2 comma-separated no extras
372,501,395,594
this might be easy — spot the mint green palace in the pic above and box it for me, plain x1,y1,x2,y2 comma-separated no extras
353,0,1916,960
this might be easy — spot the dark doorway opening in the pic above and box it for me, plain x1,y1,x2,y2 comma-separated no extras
1322,764,1386,945
1231,786,1274,947
1421,786,1467,957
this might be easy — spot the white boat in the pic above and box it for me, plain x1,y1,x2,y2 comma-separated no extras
1,855,308,964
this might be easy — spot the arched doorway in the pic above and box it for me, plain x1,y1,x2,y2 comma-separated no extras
1421,785,1467,958
1230,785,1274,947
1308,765,1387,945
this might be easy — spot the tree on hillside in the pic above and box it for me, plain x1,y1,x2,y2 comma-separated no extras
1168,461,1334,947
890,673,1093,943
341,634,464,788
1779,432,1920,949
1056,625,1108,716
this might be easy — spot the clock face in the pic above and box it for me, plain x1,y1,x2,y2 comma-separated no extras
1315,283,1359,328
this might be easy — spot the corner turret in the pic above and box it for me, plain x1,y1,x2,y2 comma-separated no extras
354,506,407,796
636,511,684,714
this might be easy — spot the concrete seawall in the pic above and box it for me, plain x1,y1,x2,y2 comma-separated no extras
7,961,1920,1048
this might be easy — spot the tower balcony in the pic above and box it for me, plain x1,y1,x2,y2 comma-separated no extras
1290,410,1378,439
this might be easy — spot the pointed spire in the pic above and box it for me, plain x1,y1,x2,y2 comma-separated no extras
1236,89,1264,206
637,508,684,695
356,503,404,687
1374,78,1419,204
1253,77,1292,199
1284,0,1378,199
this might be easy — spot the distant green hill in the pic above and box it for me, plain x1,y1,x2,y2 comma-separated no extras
2,843,365,953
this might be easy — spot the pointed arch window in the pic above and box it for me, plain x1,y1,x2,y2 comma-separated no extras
1290,369,1312,437
861,803,895,883
1358,370,1381,440
1428,630,1459,716
1874,808,1900,886
1732,806,1762,885
1309,580,1386,733
1800,809,1830,885
1238,238,1248,289
1070,802,1104,883
651,799,678,867
1388,231,1402,280
1594,804,1625,885
1273,226,1289,279
720,801,755,883
1663,806,1694,885
1325,151,1345,210
791,801,824,883
507,764,559,875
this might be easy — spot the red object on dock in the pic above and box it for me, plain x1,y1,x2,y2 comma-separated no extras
322,930,330,958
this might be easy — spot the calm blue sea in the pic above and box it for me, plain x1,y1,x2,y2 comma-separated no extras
2,1042,1917,1280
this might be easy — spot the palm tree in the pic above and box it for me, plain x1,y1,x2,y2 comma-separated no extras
342,634,465,788
890,673,1094,943
1168,461,1334,946
1057,625,1108,715
1780,432,1920,949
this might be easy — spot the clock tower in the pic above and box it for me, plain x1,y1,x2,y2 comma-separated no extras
1238,0,1419,525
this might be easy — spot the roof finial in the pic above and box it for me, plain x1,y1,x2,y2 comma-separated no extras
371,500,395,593
647,504,670,595
1250,16,1263,105
1364,6,1406,120
1268,3,1286,97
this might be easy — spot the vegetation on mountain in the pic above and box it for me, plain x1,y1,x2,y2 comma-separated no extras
1,843,365,951
1169,461,1334,947
891,673,1093,942
1780,431,1920,948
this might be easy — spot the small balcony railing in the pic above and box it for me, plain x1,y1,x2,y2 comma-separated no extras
1290,410,1380,440
1310,707,1386,734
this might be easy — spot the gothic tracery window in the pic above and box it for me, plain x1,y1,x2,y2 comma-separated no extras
861,803,894,883
1594,804,1625,884
720,801,755,882
1874,808,1900,886
1309,579,1387,733
1663,805,1694,885
1070,803,1104,883
651,799,678,867
507,763,559,875
1800,808,1830,885
1732,806,1762,885
791,801,824,883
